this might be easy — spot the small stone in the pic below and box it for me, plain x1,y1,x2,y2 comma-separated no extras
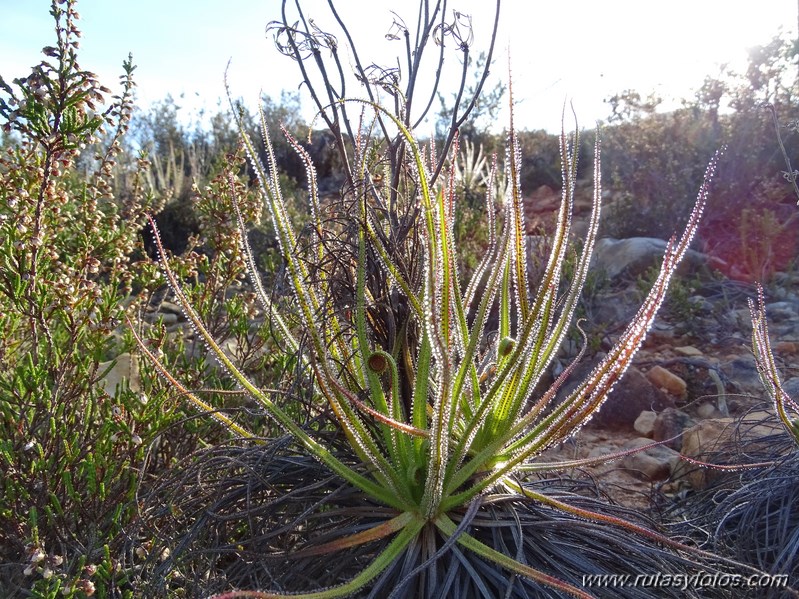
774,341,799,355
98,352,141,396
158,312,179,325
158,301,184,316
646,365,687,398
766,301,798,322
143,311,178,325
165,322,185,333
653,408,695,450
587,446,609,459
686,295,713,314
696,402,719,419
784,377,799,397
674,345,703,357
621,437,680,481
646,328,679,347
633,411,657,437
724,354,763,395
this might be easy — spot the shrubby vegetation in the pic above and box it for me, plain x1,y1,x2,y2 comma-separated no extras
0,1,797,598
0,5,151,594
0,4,295,596
599,37,799,281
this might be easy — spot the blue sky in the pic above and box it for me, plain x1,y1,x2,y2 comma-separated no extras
1,1,795,132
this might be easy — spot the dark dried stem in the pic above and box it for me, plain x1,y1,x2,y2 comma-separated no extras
430,0,501,185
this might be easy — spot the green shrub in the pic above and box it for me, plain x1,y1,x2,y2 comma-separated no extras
0,3,150,595
599,35,799,278
0,3,273,596
600,107,719,240
635,264,704,327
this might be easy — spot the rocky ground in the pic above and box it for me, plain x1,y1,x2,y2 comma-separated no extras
538,235,799,510
116,244,799,512
516,181,799,510
105,182,799,515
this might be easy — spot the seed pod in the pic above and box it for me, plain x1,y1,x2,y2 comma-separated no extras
497,336,516,358
367,352,388,374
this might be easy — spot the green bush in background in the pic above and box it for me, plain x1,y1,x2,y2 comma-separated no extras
0,3,285,596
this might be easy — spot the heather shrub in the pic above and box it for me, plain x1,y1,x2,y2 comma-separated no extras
0,3,150,595
0,3,277,595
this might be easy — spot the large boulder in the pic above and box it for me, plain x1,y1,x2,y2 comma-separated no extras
590,237,711,280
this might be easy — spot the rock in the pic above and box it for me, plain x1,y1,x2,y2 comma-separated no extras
643,325,680,348
676,419,732,489
765,301,799,322
652,408,695,450
674,345,703,357
160,312,179,325
621,437,681,481
723,354,764,396
143,311,179,325
590,237,709,280
588,366,674,430
556,337,581,360
784,377,799,398
685,295,713,315
587,445,611,460
773,272,799,288
677,412,786,489
158,301,185,316
589,288,641,325
523,185,561,234
306,129,343,184
634,410,657,437
731,308,754,330
219,337,241,357
696,402,720,419
646,365,687,399
98,352,141,397
774,341,799,355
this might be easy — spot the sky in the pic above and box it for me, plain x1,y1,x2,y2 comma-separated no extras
0,1,796,133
